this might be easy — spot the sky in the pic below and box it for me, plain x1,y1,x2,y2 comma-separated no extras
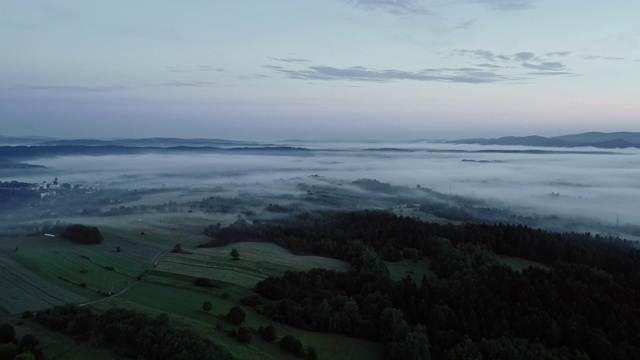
1,0,639,141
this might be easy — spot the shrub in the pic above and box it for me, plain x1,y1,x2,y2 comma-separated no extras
226,306,246,325
258,325,276,342
202,301,212,312
237,327,252,343
280,335,304,357
194,278,214,287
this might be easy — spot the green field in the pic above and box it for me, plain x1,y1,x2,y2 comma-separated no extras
156,242,350,288
386,258,435,282
0,225,167,314
118,281,381,360
0,216,382,360
494,254,550,272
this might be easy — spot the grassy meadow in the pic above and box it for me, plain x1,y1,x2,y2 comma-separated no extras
0,211,383,360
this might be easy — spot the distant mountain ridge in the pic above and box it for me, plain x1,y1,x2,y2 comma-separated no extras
40,137,263,148
449,132,640,149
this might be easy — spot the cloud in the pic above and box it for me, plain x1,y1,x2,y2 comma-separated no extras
476,63,503,69
458,0,539,11
513,52,536,62
166,66,225,73
13,85,126,93
583,55,626,61
546,51,571,57
521,61,565,71
160,81,211,87
342,0,434,16
455,49,571,74
268,57,311,63
456,49,510,62
39,1,78,21
267,64,516,83
454,18,477,30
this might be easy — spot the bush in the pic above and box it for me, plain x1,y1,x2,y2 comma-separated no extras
280,335,304,357
237,327,252,343
240,295,265,306
21,311,33,319
258,325,277,342
202,301,212,312
194,278,214,287
59,224,103,245
226,306,246,325
0,343,19,360
0,323,15,343
307,346,318,360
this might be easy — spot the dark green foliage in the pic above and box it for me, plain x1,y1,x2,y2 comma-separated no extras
258,325,276,342
226,306,245,325
242,211,640,360
18,335,41,358
35,305,233,360
306,346,318,360
59,224,103,245
171,244,183,253
0,343,19,360
236,327,251,343
203,223,222,236
0,182,40,211
202,301,212,312
0,323,15,344
194,277,214,287
21,311,33,319
240,295,266,307
279,335,304,357
14,351,37,360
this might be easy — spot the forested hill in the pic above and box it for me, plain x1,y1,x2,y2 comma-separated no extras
449,131,640,149
0,145,311,160
205,211,640,360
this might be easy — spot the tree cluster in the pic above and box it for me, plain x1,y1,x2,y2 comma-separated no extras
59,224,104,245
0,323,43,360
35,305,233,360
233,210,640,360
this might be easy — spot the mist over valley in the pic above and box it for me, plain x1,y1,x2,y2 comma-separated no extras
2,136,638,239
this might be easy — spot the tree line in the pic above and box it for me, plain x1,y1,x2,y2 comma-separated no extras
203,210,640,360
34,305,233,360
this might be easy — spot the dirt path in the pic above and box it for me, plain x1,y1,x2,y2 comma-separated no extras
79,233,203,307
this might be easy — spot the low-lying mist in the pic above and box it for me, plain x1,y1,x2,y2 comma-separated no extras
4,141,639,233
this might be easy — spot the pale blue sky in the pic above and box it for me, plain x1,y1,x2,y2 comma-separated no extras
1,0,639,140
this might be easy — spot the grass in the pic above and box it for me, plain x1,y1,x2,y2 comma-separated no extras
156,242,350,288
1,214,380,360
494,254,550,272
386,258,435,283
0,250,88,314
118,281,381,360
0,228,164,315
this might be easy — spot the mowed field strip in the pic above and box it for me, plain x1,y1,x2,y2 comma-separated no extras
0,250,87,314
0,225,170,315
155,242,350,288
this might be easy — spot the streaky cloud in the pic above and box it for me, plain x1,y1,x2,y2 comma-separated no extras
166,66,225,73
458,0,539,11
342,0,435,16
583,55,626,61
270,64,515,83
268,57,312,63
12,85,126,93
160,81,212,87
521,61,565,71
545,51,571,57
